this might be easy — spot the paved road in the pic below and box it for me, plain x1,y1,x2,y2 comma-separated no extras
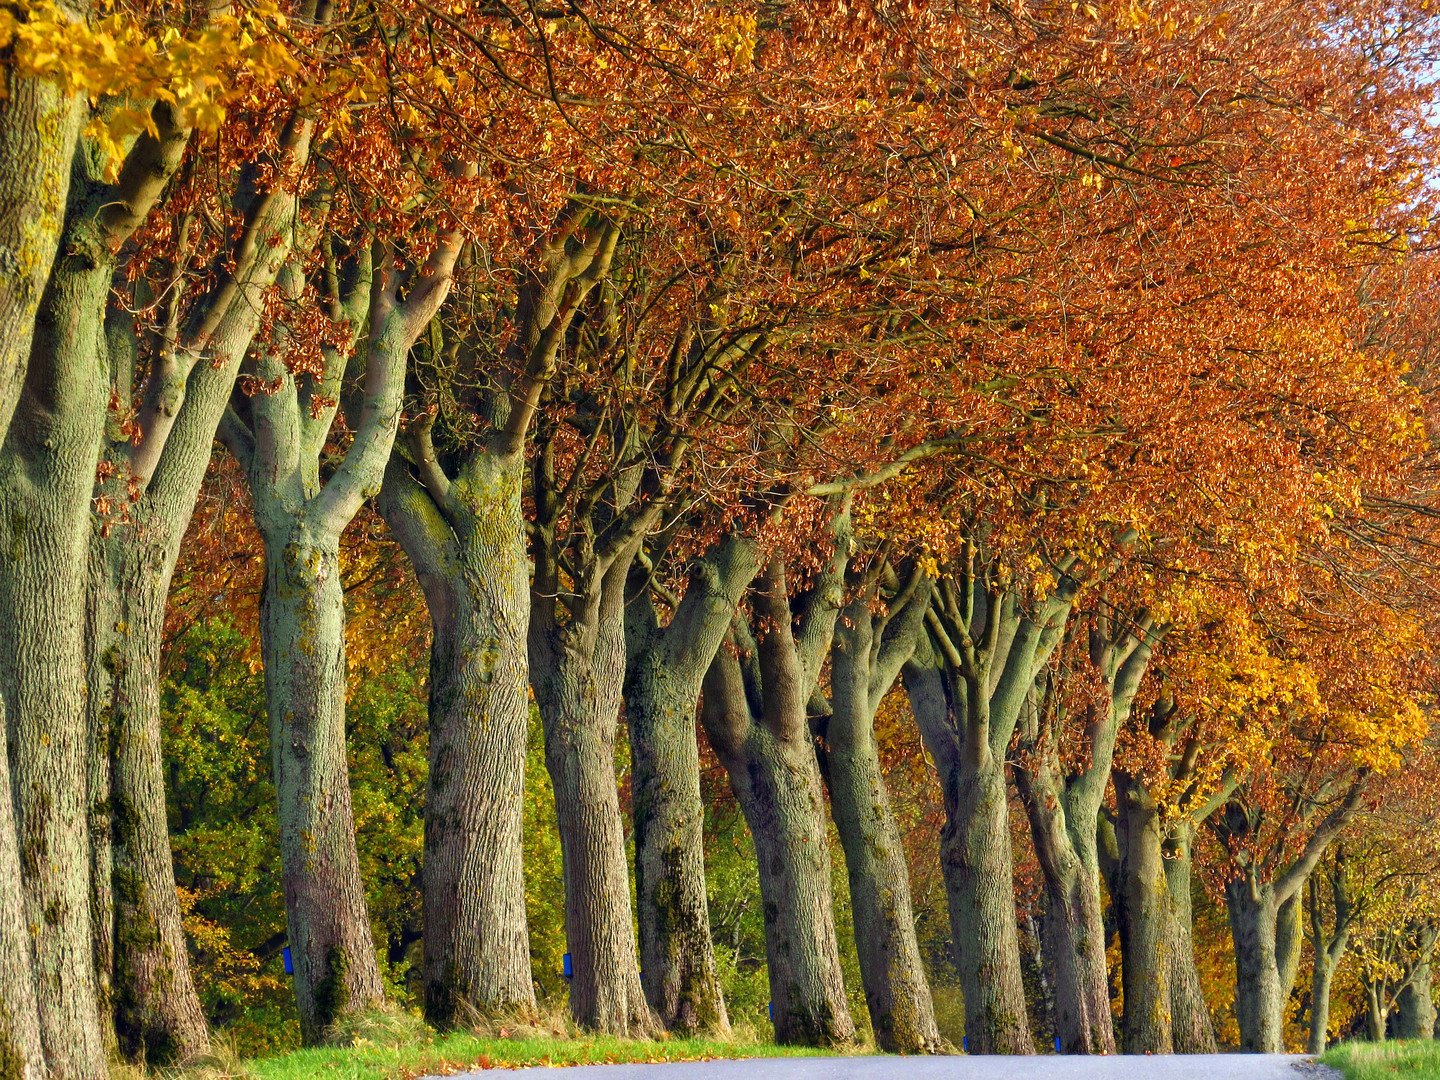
450,1054,1340,1078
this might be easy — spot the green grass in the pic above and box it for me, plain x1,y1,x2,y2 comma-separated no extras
1323,1040,1440,1080
244,1032,844,1080
119,1009,863,1080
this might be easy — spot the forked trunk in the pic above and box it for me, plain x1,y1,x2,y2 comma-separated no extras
530,555,654,1036
823,601,939,1054
701,650,854,1047
381,451,536,1026
1015,617,1161,1056
1366,979,1388,1042
903,649,1033,1054
700,552,856,1051
624,538,757,1034
259,524,384,1042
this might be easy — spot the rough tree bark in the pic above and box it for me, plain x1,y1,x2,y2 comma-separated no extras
0,59,86,1080
1105,695,1225,1056
0,174,111,1080
1013,611,1160,1055
1163,822,1218,1053
699,532,856,1048
530,550,655,1035
1396,952,1436,1040
901,557,1079,1054
377,209,622,1028
0,66,85,441
624,535,761,1034
224,223,466,1042
1277,891,1306,1006
0,691,43,1080
1227,877,1287,1053
1111,768,1176,1054
818,569,939,1054
378,450,535,1026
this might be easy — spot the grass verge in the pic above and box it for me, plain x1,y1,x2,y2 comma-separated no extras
1323,1040,1440,1079
118,1010,862,1080
247,1031,843,1079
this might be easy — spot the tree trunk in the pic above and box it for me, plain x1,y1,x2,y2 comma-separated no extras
530,553,654,1036
79,106,307,1061
258,523,384,1043
625,651,728,1035
0,71,84,442
698,545,856,1050
1276,890,1305,1006
226,174,458,1045
0,169,121,1080
1226,877,1285,1053
85,534,209,1063
905,568,1082,1055
903,649,1033,1054
955,764,1035,1054
1309,947,1342,1053
0,692,45,1080
1366,979,1387,1043
1113,772,1172,1054
822,598,939,1054
1396,958,1435,1039
1163,825,1216,1053
380,451,536,1027
1015,762,1114,1054
1014,618,1161,1057
624,539,758,1035
701,636,855,1048
950,763,1032,1053
0,67,79,1080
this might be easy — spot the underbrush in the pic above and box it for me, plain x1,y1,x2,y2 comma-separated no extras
1323,1040,1440,1080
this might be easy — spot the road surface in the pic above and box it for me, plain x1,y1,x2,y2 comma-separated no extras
441,1054,1340,1078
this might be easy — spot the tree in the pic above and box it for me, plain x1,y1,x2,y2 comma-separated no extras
379,204,622,1029
817,560,941,1053
1013,607,1163,1054
220,209,467,1039
902,549,1083,1054
700,509,857,1047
